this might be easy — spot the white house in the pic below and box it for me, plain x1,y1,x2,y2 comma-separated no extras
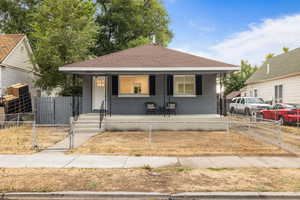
0,34,37,96
242,48,300,104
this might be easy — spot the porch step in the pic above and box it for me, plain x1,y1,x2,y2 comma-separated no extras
73,127,102,134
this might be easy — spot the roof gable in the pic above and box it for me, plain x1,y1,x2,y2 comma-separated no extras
63,44,235,68
0,34,25,63
246,48,300,84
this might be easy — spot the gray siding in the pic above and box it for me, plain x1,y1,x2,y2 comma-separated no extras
82,74,217,115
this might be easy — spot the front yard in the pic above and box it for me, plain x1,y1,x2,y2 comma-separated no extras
68,131,289,156
1,168,300,192
0,126,67,154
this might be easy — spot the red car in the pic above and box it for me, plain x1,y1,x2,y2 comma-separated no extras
260,103,300,125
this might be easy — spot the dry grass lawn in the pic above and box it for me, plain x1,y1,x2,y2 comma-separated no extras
0,126,67,154
68,131,288,156
1,168,300,192
282,126,300,136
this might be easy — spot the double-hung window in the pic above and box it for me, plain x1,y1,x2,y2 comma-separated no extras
254,89,258,97
173,75,196,97
274,85,283,103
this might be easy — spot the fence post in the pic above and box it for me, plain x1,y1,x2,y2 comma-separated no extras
32,121,37,149
227,116,230,133
277,122,282,147
69,117,75,149
148,124,152,148
16,113,20,127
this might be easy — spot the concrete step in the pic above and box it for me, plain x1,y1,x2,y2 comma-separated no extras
74,127,102,134
74,123,100,129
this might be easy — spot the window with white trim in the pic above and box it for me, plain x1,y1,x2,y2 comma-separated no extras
173,75,196,96
119,75,149,96
274,85,283,103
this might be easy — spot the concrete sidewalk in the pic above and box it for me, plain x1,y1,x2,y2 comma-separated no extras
0,154,299,168
3,192,300,200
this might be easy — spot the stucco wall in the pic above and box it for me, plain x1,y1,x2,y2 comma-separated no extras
82,74,217,115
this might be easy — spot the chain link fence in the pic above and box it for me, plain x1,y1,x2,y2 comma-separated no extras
228,113,300,155
100,117,299,156
0,112,73,152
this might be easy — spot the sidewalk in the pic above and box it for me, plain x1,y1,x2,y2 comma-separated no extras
0,154,299,168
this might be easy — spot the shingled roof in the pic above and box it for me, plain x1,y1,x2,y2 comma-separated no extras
0,34,24,63
246,48,300,84
63,44,235,68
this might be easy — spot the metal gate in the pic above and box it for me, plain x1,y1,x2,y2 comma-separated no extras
35,96,82,125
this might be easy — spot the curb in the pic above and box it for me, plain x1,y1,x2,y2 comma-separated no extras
1,191,170,199
173,192,300,199
2,191,300,199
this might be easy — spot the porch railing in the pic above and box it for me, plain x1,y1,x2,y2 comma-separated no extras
99,100,105,129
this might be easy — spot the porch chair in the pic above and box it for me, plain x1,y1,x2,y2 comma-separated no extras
165,102,177,115
145,102,157,114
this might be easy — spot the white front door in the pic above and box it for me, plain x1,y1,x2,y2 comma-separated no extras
92,76,106,110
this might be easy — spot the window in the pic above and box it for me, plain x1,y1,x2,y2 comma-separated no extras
254,89,258,97
250,90,253,97
174,75,196,96
274,85,283,103
119,75,149,96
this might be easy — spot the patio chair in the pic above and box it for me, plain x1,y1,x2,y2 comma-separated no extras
145,102,157,114
165,102,177,115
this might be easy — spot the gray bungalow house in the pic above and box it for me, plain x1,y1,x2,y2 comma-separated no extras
59,44,238,131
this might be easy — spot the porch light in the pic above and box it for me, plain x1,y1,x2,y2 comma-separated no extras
96,79,105,87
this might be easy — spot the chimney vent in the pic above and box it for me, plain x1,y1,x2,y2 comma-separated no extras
267,64,270,74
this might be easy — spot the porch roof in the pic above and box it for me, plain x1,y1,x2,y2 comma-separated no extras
59,44,239,73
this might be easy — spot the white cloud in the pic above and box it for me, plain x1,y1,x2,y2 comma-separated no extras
172,14,300,65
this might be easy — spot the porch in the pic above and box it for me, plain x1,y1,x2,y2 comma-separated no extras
75,113,228,132
81,73,223,115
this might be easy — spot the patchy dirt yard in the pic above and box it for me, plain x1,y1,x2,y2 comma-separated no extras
1,168,300,193
68,131,289,156
0,126,67,154
282,126,300,136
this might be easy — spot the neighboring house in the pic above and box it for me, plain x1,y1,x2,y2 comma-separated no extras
59,44,238,116
243,48,300,105
0,34,37,96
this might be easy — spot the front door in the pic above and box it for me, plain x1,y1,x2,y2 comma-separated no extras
92,76,106,110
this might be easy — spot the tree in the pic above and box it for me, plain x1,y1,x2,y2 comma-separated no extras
223,60,258,95
0,0,40,34
282,46,289,53
30,0,98,92
93,0,173,56
265,53,275,61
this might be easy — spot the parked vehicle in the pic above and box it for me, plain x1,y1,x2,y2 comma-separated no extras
259,103,300,125
229,97,271,115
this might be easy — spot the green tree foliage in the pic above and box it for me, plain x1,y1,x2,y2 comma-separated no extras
93,0,173,56
223,60,258,95
282,46,289,53
265,53,275,61
0,0,40,34
30,0,98,92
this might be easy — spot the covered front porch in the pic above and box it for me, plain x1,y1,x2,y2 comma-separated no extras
80,72,224,116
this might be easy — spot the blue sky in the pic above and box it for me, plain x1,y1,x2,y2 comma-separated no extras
163,0,300,65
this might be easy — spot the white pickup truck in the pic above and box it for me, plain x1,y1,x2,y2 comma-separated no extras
229,97,271,115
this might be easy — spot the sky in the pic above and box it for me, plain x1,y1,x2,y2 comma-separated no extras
163,0,300,66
